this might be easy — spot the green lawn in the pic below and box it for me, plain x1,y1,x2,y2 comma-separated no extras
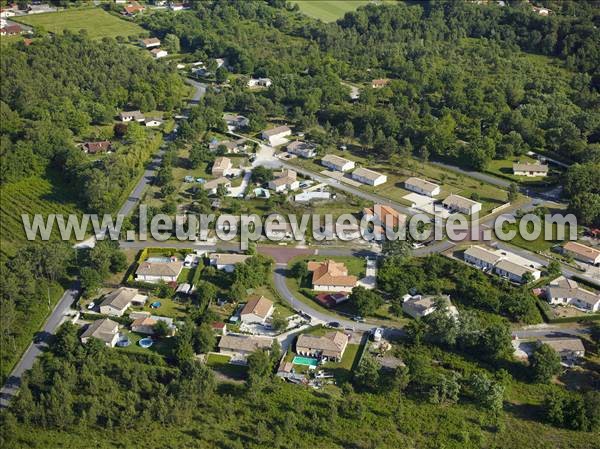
206,352,248,380
119,331,176,358
294,1,376,22
15,8,144,39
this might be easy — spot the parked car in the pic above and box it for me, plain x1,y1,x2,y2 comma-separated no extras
372,328,384,342
328,321,340,328
87,302,95,310
352,316,365,323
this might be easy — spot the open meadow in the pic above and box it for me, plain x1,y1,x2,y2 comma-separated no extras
294,0,375,22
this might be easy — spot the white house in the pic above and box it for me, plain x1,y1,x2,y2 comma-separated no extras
307,260,357,292
351,167,387,186
202,177,231,195
563,241,600,266
209,253,251,272
223,114,249,130
211,156,233,177
402,294,457,319
145,118,162,127
464,245,503,271
80,319,120,347
546,276,600,313
150,48,168,59
218,334,274,361
268,169,299,192
247,77,272,88
239,295,274,324
99,287,148,317
404,177,440,197
140,37,160,48
135,258,183,283
286,140,317,158
442,194,482,215
120,110,145,122
513,162,549,177
321,154,355,172
262,125,292,146
494,259,541,284
464,245,541,284
538,338,584,366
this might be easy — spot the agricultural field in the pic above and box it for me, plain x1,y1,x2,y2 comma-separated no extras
0,173,84,258
294,0,379,22
14,8,144,40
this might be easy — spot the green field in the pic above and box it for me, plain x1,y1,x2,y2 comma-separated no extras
294,1,375,22
15,8,143,39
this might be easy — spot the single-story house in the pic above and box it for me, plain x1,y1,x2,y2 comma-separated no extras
351,167,387,186
0,24,22,36
120,110,145,122
150,48,168,59
247,77,272,88
287,140,317,158
140,37,160,48
208,253,251,272
218,334,274,361
99,287,148,317
131,315,175,335
223,114,249,130
296,331,349,362
210,138,247,154
404,177,440,197
211,322,227,335
123,3,145,16
212,156,233,177
442,194,482,215
371,78,390,88
294,191,331,202
82,141,112,155
307,259,358,292
562,241,600,266
145,118,162,127
202,177,231,195
538,338,585,366
240,295,274,324
135,258,183,283
362,204,407,237
80,318,120,347
314,292,349,308
268,169,299,192
464,245,503,271
262,125,292,146
546,276,600,312
494,259,541,284
321,154,355,172
513,162,549,177
402,294,456,319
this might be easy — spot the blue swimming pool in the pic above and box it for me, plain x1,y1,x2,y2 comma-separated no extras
292,356,319,367
139,337,154,348
146,256,172,263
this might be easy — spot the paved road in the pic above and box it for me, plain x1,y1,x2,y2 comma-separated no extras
185,78,207,105
0,283,80,408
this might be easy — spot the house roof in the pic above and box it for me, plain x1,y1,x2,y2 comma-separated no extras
100,287,140,311
202,177,231,190
367,204,407,230
539,338,585,354
150,48,166,55
296,331,348,357
287,140,316,152
403,295,450,316
84,141,112,154
464,245,503,265
240,295,273,319
443,194,480,210
513,162,549,173
209,253,251,265
307,260,357,287
372,78,390,87
218,334,273,352
223,113,248,123
352,167,385,181
322,154,353,168
211,322,226,329
263,125,291,137
404,177,440,194
132,316,157,327
120,110,144,120
547,285,600,308
141,37,160,46
495,259,537,277
124,4,144,14
563,241,600,260
135,260,183,277
2,24,21,34
81,318,119,344
212,156,232,171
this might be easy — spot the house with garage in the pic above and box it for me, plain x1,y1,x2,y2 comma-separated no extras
562,241,600,266
240,295,274,324
80,318,120,347
120,110,145,122
218,334,274,362
262,125,292,146
296,331,349,362
463,245,541,284
286,140,317,158
513,162,549,177
268,169,299,193
307,259,358,292
208,253,251,272
442,194,482,215
351,167,387,186
404,177,440,197
99,287,148,317
321,154,355,172
546,276,600,312
135,258,183,283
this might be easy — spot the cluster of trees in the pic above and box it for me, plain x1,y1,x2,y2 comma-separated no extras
79,240,128,298
378,253,541,324
564,162,600,226
543,388,600,432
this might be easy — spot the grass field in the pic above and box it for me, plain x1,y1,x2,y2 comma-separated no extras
294,1,375,22
15,8,143,39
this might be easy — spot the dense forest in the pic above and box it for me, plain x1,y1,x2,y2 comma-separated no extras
140,0,600,224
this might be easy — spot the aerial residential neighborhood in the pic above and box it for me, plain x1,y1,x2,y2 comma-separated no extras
1,1,599,449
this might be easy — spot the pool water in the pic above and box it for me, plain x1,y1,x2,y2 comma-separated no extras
139,337,154,348
292,356,319,367
146,256,173,263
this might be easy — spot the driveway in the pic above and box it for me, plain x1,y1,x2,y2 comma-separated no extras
227,170,252,198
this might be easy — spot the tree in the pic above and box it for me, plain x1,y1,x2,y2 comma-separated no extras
215,66,229,84
193,322,216,354
270,312,288,332
507,183,519,202
353,352,380,391
80,267,102,298
247,349,273,389
289,261,308,282
251,166,274,184
349,286,383,316
530,343,561,383
163,33,180,53
381,240,411,258
52,322,79,359
546,260,561,277
153,320,170,338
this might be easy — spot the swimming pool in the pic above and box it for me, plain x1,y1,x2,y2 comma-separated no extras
292,356,319,367
139,337,154,348
146,256,172,263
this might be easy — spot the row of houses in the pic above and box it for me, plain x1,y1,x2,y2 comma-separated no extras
464,245,542,284
320,155,388,186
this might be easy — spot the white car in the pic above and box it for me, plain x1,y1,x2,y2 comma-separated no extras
87,302,95,310
372,328,384,342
